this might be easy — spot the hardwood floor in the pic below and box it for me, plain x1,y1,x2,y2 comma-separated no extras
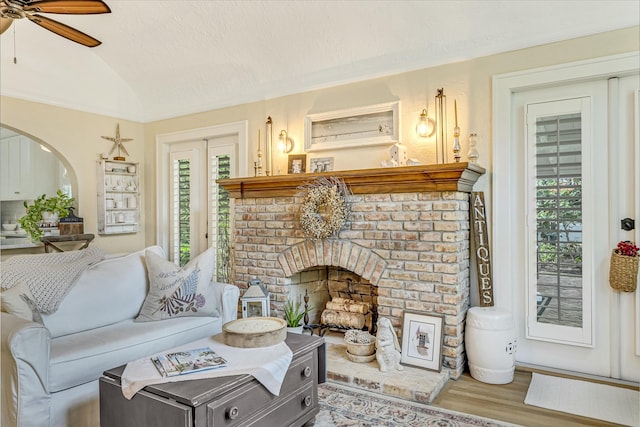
431,369,637,427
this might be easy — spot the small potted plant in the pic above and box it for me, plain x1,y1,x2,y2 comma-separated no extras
18,190,75,241
283,298,308,333
609,240,639,292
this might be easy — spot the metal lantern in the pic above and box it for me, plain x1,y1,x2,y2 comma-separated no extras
241,278,270,318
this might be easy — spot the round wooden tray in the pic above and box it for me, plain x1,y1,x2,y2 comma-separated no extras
222,317,287,348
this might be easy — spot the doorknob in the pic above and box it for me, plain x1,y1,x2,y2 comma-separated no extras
621,218,635,231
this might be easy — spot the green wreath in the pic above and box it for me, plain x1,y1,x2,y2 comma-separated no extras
299,179,350,239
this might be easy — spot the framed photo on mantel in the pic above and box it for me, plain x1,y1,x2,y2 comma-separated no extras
288,154,307,174
309,157,334,173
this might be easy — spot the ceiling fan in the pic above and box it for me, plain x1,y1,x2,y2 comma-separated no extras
0,0,110,47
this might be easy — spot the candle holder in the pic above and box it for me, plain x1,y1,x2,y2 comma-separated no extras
453,128,461,162
255,128,263,176
468,133,479,164
435,89,447,164
265,117,273,176
452,100,461,162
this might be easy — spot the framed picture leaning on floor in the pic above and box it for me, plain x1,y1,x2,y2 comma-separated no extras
400,311,444,371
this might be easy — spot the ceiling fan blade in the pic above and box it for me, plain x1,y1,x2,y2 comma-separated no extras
27,13,101,47
0,17,13,34
23,0,111,15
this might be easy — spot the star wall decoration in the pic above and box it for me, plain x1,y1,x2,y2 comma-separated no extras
102,124,133,160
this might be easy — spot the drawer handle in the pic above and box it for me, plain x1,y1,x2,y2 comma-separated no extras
303,366,312,378
303,395,312,407
227,406,239,420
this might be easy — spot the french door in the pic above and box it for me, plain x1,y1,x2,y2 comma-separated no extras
156,122,248,277
493,54,639,381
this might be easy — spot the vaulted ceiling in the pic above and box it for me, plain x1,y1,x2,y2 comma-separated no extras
1,1,638,122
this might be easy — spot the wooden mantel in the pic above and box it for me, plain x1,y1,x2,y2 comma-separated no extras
218,162,485,199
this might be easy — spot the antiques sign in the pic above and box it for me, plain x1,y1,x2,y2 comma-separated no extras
471,192,494,306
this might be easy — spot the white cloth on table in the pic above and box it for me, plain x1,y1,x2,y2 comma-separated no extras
121,334,293,399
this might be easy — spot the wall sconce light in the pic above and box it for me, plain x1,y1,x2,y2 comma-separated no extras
278,130,294,153
416,108,436,138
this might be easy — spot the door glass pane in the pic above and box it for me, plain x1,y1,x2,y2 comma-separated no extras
210,154,231,282
535,112,582,327
172,158,191,266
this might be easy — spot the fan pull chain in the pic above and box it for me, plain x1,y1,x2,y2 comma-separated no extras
13,24,17,64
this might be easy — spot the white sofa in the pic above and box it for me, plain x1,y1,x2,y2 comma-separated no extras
1,246,240,427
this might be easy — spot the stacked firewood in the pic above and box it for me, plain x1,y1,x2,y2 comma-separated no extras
320,297,372,331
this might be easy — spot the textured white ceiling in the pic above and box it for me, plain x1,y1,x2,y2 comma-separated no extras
0,1,638,122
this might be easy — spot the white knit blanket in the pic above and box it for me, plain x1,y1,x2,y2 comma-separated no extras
1,247,106,313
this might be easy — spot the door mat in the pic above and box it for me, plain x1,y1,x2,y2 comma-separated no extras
524,373,639,426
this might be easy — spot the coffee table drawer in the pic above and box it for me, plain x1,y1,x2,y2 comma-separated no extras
206,383,316,427
203,354,314,427
280,351,315,395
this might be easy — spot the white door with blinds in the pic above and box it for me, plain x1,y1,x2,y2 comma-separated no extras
514,82,611,377
498,67,640,381
157,121,247,279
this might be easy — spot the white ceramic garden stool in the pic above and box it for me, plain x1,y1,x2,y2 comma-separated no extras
465,306,517,384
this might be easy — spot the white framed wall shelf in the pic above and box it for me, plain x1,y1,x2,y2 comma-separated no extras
96,160,140,234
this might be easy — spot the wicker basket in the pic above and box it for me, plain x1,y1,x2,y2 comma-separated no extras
609,250,639,292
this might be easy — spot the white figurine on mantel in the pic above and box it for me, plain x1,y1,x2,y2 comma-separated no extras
375,317,404,372
381,142,409,168
389,142,408,166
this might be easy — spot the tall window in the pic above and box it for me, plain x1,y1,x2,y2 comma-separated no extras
526,96,594,345
169,148,200,267
174,159,191,266
210,153,231,282
534,112,583,327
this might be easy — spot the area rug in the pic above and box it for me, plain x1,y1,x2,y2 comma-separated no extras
316,382,520,427
524,373,639,426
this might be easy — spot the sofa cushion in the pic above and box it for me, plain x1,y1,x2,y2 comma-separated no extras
136,247,220,322
41,246,165,338
1,282,43,323
48,316,220,392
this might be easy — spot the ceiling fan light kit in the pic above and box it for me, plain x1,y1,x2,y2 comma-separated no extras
0,0,111,47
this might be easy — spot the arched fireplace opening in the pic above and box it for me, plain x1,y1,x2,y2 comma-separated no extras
278,266,378,334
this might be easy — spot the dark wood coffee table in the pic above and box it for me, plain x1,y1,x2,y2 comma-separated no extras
100,333,326,427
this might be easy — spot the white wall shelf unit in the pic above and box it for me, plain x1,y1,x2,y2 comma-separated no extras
96,160,140,235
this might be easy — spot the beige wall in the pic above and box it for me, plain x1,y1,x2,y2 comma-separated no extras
1,26,638,255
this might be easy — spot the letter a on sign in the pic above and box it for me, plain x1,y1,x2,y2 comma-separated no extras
471,192,494,306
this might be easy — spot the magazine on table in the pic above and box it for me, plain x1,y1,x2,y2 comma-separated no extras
151,347,227,377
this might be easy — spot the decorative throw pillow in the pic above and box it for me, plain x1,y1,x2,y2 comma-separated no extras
135,247,220,322
1,282,43,323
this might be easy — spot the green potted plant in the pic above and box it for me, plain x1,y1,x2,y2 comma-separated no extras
283,298,309,333
18,190,75,241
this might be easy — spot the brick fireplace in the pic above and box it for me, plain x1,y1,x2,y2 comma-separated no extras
218,163,484,379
